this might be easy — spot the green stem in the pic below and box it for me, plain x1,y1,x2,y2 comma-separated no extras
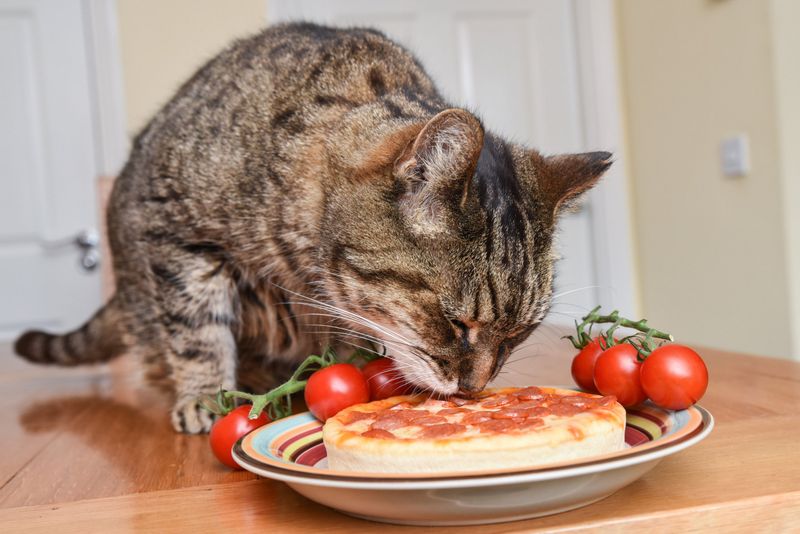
346,344,383,365
591,312,673,341
563,306,674,351
224,380,308,419
221,351,337,420
563,306,601,349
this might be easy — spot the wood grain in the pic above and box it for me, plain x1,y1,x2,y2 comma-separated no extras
1,343,798,532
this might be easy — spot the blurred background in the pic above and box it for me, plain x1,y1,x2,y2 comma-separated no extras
1,0,798,362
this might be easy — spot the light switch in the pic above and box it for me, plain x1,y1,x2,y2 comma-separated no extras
720,134,750,177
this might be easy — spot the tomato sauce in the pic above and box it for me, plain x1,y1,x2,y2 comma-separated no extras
346,387,617,440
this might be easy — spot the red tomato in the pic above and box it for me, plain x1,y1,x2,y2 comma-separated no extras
593,343,647,407
361,357,411,400
304,363,370,422
571,337,612,393
641,344,708,410
210,405,269,469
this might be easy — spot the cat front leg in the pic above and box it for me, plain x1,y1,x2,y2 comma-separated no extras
167,322,237,433
149,245,238,433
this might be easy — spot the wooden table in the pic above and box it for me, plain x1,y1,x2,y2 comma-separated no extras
0,341,798,533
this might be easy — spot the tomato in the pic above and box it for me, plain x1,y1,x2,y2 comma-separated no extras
571,337,612,393
210,405,269,469
361,357,411,400
641,344,708,410
304,363,370,421
593,343,647,407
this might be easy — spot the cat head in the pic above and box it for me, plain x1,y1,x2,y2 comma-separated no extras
320,108,612,395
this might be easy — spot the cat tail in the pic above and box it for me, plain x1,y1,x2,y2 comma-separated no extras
14,295,128,366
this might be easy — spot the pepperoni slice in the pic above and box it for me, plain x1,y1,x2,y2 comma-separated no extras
548,403,582,416
383,409,429,420
599,396,616,406
404,410,436,422
516,387,544,400
515,417,544,429
560,395,592,406
492,408,533,419
478,419,517,433
370,417,409,431
418,423,465,438
462,411,495,425
481,395,518,408
437,408,470,416
513,401,544,409
526,406,550,417
409,415,448,426
344,410,375,424
361,428,396,439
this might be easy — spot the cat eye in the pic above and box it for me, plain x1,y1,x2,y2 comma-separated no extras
449,318,469,335
449,318,471,350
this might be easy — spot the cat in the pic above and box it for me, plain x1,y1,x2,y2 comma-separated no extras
14,23,611,433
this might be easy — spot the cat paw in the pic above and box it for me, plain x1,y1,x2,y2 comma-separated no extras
171,398,216,434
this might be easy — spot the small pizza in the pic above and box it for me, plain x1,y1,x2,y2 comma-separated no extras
323,386,626,473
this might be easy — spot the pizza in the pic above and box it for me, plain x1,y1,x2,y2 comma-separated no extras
322,386,626,474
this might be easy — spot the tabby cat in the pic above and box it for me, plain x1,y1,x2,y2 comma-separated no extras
14,23,611,433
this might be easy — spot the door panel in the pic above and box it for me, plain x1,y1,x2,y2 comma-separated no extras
455,15,541,144
0,13,43,240
0,0,101,339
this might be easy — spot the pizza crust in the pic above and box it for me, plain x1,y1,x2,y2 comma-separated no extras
323,387,626,474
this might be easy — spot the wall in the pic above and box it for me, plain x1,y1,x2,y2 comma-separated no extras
617,0,796,359
116,0,266,137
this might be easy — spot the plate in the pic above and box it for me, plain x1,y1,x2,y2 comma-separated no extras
233,402,713,525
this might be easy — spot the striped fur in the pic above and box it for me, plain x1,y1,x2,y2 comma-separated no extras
15,296,128,366
14,23,610,433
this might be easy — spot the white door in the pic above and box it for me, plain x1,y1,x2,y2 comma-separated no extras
0,0,102,340
270,0,601,317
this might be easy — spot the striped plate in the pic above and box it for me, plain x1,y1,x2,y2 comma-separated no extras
234,401,707,480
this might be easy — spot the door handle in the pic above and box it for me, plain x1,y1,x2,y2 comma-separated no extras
41,228,101,271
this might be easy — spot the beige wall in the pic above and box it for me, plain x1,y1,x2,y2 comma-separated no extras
117,0,267,137
617,0,797,359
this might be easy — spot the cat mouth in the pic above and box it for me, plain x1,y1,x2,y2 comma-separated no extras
389,349,459,395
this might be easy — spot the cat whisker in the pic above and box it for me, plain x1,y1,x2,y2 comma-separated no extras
330,338,413,368
309,329,414,358
497,367,542,381
274,274,417,344
281,294,414,346
551,285,601,301
504,352,543,366
303,321,415,349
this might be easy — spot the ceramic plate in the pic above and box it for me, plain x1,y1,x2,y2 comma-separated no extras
233,402,713,525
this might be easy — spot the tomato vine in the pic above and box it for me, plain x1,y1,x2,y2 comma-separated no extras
203,346,377,421
564,306,674,358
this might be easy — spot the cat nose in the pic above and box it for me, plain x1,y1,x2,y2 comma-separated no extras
457,382,483,396
457,344,505,394
457,372,491,394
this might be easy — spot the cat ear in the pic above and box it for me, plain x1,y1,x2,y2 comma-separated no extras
540,151,613,214
394,109,484,233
